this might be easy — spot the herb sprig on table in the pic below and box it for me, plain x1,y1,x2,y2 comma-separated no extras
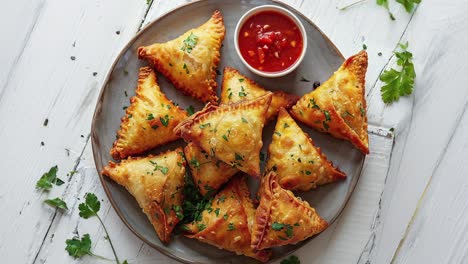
65,193,128,264
380,42,416,104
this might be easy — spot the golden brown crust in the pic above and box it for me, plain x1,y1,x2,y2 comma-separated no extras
185,176,271,262
174,93,272,177
102,148,186,243
138,10,225,103
267,108,346,191
110,67,188,160
251,172,329,250
184,142,239,195
290,51,369,154
221,67,299,121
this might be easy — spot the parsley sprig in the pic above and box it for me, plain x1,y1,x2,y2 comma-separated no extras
281,255,300,264
181,33,198,53
380,42,416,104
67,193,125,264
36,166,64,190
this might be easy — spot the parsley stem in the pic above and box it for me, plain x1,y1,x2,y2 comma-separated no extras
338,0,368,10
89,252,113,261
96,214,121,264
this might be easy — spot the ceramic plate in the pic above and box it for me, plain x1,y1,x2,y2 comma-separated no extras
91,0,365,263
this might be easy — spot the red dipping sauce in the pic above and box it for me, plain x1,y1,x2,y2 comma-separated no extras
238,11,304,73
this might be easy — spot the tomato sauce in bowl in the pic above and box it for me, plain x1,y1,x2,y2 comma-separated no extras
238,10,304,73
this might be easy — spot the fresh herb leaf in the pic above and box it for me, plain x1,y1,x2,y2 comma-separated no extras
223,213,228,220
380,42,416,104
283,123,290,129
78,193,100,219
199,123,211,129
235,153,244,161
147,113,154,120
160,115,170,127
362,43,367,50
309,98,320,109
274,132,281,137
227,222,236,231
323,110,331,121
186,105,195,116
214,208,220,216
241,117,248,123
36,166,64,191
181,33,198,53
281,255,300,264
65,234,92,258
189,157,200,170
238,78,244,82
222,134,228,141
45,197,68,210
396,0,421,12
272,222,285,231
197,223,206,231
183,63,189,74
376,0,396,20
238,86,247,97
149,160,169,175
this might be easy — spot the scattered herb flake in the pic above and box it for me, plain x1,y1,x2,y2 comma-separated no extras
44,197,68,210
36,166,64,191
227,222,236,231
181,33,198,53
281,255,300,264
65,234,92,259
186,105,195,116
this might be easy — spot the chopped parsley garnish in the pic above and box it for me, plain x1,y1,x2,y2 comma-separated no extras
214,208,220,216
272,222,284,231
197,223,206,231
222,134,228,141
160,115,170,127
65,234,92,259
181,32,198,53
363,43,367,50
323,110,331,121
147,113,154,120
199,123,211,129
274,132,282,136
183,63,189,74
186,105,195,116
280,255,300,264
283,123,290,128
227,222,236,231
238,86,247,97
223,213,228,220
149,160,169,175
241,117,248,123
235,153,244,161
309,98,320,109
189,157,200,169
238,78,244,82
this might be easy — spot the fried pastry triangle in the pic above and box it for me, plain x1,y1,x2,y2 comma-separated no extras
251,172,328,250
102,148,186,243
184,142,239,196
185,176,271,262
290,51,369,154
175,93,272,177
220,67,299,120
138,10,225,103
110,67,188,160
267,108,346,191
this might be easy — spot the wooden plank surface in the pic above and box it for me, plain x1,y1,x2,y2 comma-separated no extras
1,0,467,263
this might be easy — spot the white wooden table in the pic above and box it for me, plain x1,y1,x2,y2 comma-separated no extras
2,0,467,263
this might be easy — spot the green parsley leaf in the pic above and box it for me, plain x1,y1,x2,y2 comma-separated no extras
147,113,154,120
186,105,195,116
123,261,129,264
238,78,244,82
283,123,290,128
238,86,247,97
197,223,206,231
150,160,169,175
227,222,236,231
222,134,228,141
235,153,244,161
309,98,320,109
281,255,300,264
183,63,189,74
189,157,200,170
396,0,421,12
241,117,248,123
44,197,68,210
214,208,220,216
323,110,331,121
36,166,64,191
274,132,282,137
199,123,211,129
78,193,100,219
272,222,285,231
181,33,198,53
223,213,228,220
363,43,367,50
376,0,396,20
380,42,416,104
160,115,170,127
65,234,92,259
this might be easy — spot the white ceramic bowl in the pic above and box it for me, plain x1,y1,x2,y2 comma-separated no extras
234,5,308,78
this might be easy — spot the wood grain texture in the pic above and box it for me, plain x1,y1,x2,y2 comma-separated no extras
1,0,467,263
